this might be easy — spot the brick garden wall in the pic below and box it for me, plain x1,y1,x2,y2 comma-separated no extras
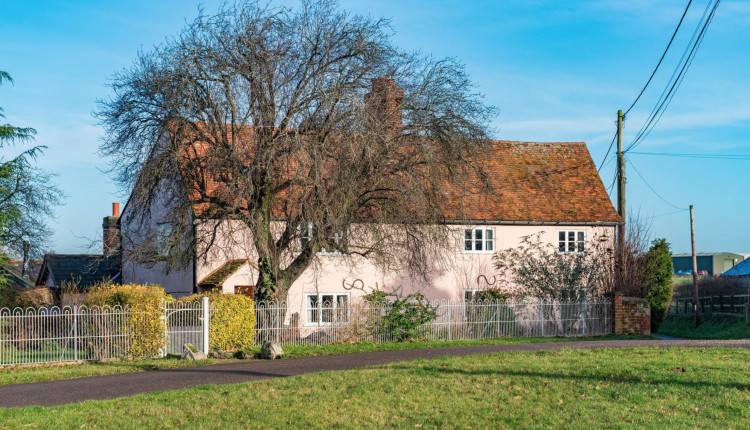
614,293,651,336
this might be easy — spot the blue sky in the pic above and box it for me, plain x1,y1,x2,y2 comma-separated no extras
1,0,748,255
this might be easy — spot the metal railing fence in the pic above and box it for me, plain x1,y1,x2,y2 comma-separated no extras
1,298,211,367
165,299,211,355
0,305,132,366
2,298,611,366
255,298,612,346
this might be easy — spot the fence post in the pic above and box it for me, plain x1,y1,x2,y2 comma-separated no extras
539,298,545,337
73,306,78,362
202,296,210,355
582,298,587,336
162,300,168,358
447,302,452,340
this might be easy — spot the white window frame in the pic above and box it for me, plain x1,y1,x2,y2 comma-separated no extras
305,293,350,326
558,230,586,254
463,227,495,253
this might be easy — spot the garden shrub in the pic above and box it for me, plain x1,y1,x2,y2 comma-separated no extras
364,291,438,341
180,293,256,351
0,285,54,309
642,239,673,332
84,283,170,358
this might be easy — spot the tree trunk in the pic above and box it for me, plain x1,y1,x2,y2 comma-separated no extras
255,257,279,303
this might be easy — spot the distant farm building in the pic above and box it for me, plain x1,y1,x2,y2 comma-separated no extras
671,252,745,276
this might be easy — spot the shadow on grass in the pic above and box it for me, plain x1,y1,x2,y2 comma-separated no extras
386,363,750,392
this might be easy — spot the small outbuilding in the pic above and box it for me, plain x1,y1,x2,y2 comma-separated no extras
35,254,121,289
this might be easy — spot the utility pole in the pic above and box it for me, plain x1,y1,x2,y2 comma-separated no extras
616,110,626,283
690,205,700,327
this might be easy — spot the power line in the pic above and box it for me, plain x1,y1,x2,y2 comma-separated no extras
624,0,693,116
606,170,617,195
625,0,720,153
628,157,686,210
597,131,618,172
643,208,690,220
629,151,750,160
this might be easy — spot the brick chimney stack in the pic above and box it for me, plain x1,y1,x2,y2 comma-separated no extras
364,77,404,135
103,202,121,255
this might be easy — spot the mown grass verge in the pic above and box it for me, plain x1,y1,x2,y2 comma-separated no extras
246,334,643,359
1,347,748,428
0,335,645,386
658,313,750,339
0,356,218,386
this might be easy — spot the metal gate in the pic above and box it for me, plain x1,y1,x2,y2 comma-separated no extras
164,297,210,355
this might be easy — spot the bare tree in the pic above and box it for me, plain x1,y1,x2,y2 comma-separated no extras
492,232,615,300
616,210,654,297
97,0,496,301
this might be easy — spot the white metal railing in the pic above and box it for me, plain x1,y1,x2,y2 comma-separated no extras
1,298,611,365
0,305,132,366
254,298,612,346
164,298,211,356
0,298,211,367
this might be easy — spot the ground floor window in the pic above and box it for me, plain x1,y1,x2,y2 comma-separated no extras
306,293,350,325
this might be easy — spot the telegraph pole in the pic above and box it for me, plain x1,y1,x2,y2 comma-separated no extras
690,205,700,327
616,110,626,279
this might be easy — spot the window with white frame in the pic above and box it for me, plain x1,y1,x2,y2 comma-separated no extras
558,230,586,253
300,223,346,255
463,228,494,253
305,293,349,325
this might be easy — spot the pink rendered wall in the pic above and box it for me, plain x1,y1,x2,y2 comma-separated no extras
192,221,615,325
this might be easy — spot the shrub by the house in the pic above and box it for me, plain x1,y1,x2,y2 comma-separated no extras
84,283,170,358
180,293,256,351
364,290,438,341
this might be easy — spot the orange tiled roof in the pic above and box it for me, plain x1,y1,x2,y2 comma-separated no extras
177,128,620,224
440,140,621,224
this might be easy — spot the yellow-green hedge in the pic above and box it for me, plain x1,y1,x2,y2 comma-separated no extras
180,293,256,351
84,283,169,358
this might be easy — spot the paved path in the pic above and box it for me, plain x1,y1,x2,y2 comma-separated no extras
1,339,748,408
651,333,686,340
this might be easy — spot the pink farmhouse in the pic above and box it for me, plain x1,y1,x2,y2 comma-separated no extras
116,80,621,327
119,152,619,328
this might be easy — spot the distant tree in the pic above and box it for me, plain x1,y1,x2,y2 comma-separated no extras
0,70,63,280
642,238,673,331
97,0,496,301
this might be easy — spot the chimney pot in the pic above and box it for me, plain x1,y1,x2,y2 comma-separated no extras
112,202,120,217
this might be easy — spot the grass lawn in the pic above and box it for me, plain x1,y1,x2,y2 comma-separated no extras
0,335,642,386
1,347,747,428
0,356,218,386
658,313,750,339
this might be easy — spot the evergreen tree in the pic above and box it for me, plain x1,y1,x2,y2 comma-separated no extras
644,238,673,331
0,71,63,283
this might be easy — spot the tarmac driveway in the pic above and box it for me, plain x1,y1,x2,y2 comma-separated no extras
0,338,748,408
